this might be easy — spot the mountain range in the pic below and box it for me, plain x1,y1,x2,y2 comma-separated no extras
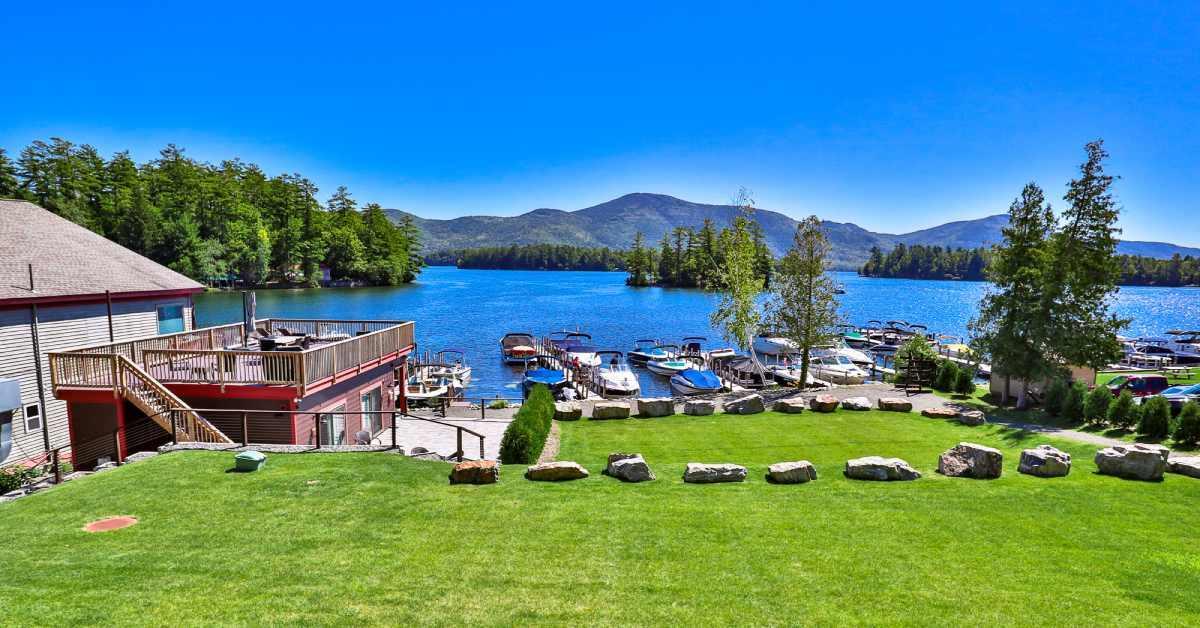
386,193,1200,270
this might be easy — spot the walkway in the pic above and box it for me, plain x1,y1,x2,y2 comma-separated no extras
395,416,512,461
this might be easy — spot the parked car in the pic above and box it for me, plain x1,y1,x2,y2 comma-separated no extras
1158,383,1200,413
1106,374,1170,398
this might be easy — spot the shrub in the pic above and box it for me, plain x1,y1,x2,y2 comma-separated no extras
498,384,555,464
954,368,976,396
1043,379,1069,416
488,399,510,410
1138,396,1173,439
934,360,959,392
1083,386,1112,424
1107,390,1137,429
1059,382,1086,422
1173,402,1200,446
895,335,938,382
0,464,40,494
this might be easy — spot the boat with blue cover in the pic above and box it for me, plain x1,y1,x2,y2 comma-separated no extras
670,367,724,395
521,355,569,398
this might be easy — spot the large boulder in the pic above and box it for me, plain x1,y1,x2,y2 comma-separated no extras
1167,457,1200,480
809,394,839,413
525,461,589,481
449,460,499,485
591,401,631,420
1018,445,1072,477
767,461,817,484
772,398,807,414
1094,443,1170,481
684,399,717,416
554,401,582,421
724,394,766,415
603,453,655,482
841,396,871,411
937,442,1003,479
683,463,748,484
844,456,921,481
877,397,913,412
921,407,959,420
637,398,675,418
956,410,987,426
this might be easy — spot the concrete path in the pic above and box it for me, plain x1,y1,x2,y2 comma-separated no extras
394,416,512,461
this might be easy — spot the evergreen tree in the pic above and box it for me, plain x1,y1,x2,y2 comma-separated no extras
626,232,652,286
766,215,841,389
0,148,19,198
1173,402,1200,446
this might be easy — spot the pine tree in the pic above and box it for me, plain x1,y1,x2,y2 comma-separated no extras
0,148,19,198
710,189,766,354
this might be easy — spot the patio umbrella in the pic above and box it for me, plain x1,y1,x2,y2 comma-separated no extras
242,290,257,343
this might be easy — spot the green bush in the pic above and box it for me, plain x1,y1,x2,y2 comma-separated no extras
1059,382,1086,422
1083,386,1112,424
954,368,976,396
488,399,509,410
0,464,40,494
1138,396,1173,439
1173,402,1200,446
1107,390,1137,429
1043,379,1069,416
498,384,555,464
895,335,938,382
934,360,959,392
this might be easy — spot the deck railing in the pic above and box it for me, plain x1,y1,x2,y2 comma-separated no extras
50,319,414,394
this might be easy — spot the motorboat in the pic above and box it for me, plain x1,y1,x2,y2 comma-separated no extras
752,333,798,356
681,336,737,364
811,339,873,368
629,339,669,364
406,375,452,406
592,351,641,397
545,330,574,350
521,355,570,398
1134,337,1200,365
427,349,471,384
809,354,868,385
646,345,694,376
670,367,725,395
500,332,537,364
839,324,873,350
561,333,602,368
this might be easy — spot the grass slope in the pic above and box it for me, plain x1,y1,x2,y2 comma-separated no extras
3,411,1199,625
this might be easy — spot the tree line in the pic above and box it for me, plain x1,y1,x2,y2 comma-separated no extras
626,217,773,289
860,241,1200,287
0,138,422,287
425,244,627,271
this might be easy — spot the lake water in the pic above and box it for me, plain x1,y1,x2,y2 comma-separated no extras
194,267,1200,399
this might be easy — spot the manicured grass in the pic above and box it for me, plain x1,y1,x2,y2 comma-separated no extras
3,411,1200,624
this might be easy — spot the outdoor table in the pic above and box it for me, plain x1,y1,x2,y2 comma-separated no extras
1163,366,1195,380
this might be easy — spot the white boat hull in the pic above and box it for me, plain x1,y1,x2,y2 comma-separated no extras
646,361,689,376
753,336,798,355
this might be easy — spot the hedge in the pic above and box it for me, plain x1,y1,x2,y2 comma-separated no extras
499,384,556,464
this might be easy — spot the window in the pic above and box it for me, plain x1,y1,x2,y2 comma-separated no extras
157,304,185,334
318,404,346,446
361,387,383,434
23,403,42,432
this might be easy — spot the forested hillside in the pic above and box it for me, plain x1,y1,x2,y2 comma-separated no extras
426,244,627,271
0,139,422,287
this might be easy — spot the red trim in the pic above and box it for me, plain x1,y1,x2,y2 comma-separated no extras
159,383,299,401
0,287,203,309
56,388,128,403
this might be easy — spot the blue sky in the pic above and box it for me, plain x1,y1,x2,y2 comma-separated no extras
2,1,1197,244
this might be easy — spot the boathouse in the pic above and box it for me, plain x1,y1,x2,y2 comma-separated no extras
0,199,203,468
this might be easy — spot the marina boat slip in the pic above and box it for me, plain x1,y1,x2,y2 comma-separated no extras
500,332,538,364
591,351,641,397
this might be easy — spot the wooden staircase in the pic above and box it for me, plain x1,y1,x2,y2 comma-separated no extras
116,356,232,443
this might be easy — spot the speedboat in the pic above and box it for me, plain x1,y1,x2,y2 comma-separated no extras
521,355,569,398
681,336,737,364
500,333,537,364
811,339,873,368
670,367,724,395
809,354,868,385
1135,337,1200,365
406,375,451,406
752,333,798,355
592,351,641,397
561,333,602,368
646,345,693,376
428,349,471,384
629,339,669,364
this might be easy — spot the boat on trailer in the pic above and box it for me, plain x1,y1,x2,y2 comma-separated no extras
500,332,538,364
592,351,641,397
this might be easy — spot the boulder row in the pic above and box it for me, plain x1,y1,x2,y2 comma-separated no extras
1094,443,1170,481
554,401,582,421
921,407,959,419
1018,445,1072,477
449,460,499,485
877,398,913,412
937,442,1003,479
772,398,807,414
683,463,748,484
684,399,717,416
525,461,589,481
766,461,817,484
956,410,987,426
840,396,871,411
809,394,839,413
637,398,675,418
844,456,921,481
1167,457,1200,480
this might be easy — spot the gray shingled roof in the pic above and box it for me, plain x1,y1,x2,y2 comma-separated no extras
0,199,204,301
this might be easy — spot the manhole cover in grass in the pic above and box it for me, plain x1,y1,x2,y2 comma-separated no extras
84,516,138,532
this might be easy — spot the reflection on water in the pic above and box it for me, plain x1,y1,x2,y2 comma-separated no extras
195,267,1200,398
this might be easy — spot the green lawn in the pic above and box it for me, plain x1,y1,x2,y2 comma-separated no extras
3,411,1200,625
